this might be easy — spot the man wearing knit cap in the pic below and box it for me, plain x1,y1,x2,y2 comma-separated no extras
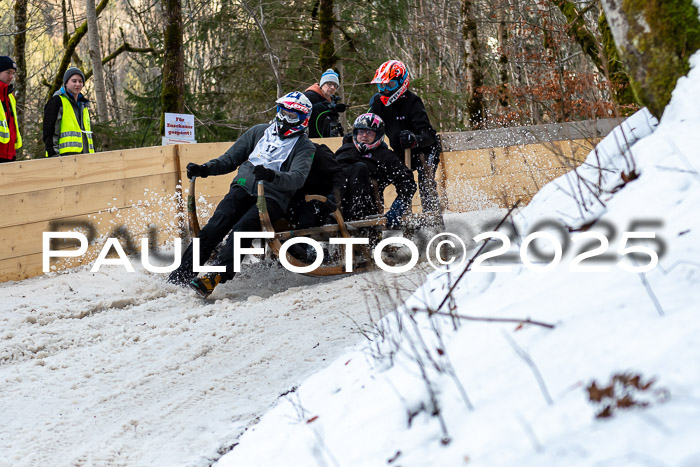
303,68,346,138
0,56,22,163
43,66,95,157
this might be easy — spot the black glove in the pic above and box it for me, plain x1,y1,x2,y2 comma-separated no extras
253,165,276,182
330,102,346,113
399,130,418,149
186,162,209,179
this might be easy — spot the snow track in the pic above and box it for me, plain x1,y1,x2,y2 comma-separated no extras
1,211,502,465
0,253,431,466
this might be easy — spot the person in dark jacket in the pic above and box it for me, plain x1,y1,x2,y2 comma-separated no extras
0,56,21,163
336,113,416,226
286,142,347,230
167,91,315,298
284,142,347,263
43,67,94,157
304,69,346,138
369,60,441,215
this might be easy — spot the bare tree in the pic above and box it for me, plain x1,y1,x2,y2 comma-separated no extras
600,0,700,118
318,0,336,70
46,0,110,101
13,0,28,141
461,0,485,128
86,0,109,121
160,0,185,134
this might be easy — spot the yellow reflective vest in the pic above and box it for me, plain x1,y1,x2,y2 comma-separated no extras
52,95,94,156
0,93,22,149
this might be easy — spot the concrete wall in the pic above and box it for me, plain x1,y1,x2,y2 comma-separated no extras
0,118,622,282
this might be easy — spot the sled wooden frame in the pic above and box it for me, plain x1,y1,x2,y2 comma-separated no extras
186,178,445,277
256,182,383,276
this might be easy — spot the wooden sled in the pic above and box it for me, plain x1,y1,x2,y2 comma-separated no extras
186,177,444,277
256,182,384,276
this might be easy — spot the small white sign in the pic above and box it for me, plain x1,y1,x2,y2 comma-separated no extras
164,113,195,140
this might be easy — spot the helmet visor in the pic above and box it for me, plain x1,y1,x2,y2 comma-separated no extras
377,79,399,92
277,106,304,124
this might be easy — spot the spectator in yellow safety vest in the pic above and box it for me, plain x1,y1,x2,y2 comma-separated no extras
43,67,95,157
0,56,22,163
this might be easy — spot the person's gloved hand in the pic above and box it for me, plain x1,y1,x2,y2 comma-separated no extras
329,102,346,113
385,198,406,229
186,162,209,179
323,193,338,212
253,165,276,182
399,130,418,149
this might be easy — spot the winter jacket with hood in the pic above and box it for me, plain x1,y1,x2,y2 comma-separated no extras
304,84,339,138
369,89,440,170
335,137,416,206
200,123,315,210
43,87,92,157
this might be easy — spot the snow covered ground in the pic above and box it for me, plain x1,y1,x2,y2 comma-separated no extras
3,53,700,467
0,209,503,466
217,59,700,466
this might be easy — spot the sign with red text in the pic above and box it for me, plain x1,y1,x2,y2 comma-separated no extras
163,113,196,144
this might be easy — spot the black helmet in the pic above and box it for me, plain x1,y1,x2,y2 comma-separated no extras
352,113,385,153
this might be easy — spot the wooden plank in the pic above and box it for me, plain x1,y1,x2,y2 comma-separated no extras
177,142,231,165
310,137,344,153
0,253,44,283
439,118,622,151
0,173,178,229
0,201,184,261
443,175,499,212
441,149,495,179
0,146,176,196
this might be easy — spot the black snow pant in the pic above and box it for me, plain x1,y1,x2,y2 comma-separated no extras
168,185,284,285
341,162,379,221
286,192,334,229
417,161,440,214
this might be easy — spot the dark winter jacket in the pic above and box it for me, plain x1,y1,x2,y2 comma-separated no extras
335,139,416,205
298,143,347,197
201,123,315,210
369,90,440,170
304,84,342,138
43,87,92,157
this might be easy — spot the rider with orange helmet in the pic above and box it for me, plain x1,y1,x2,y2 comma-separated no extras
369,60,441,216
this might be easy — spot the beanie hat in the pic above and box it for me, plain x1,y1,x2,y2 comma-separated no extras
63,67,86,86
0,56,17,73
319,69,339,87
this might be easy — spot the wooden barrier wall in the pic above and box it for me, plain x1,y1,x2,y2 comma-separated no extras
0,118,622,283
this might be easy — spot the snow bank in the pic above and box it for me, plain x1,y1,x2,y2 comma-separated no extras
221,57,700,466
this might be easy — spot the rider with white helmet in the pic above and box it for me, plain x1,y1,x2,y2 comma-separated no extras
169,91,315,297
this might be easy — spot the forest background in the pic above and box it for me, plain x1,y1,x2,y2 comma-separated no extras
1,0,697,160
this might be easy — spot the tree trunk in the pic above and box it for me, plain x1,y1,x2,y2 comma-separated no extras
600,0,700,118
461,0,485,129
13,0,28,145
160,0,185,135
550,0,636,110
318,0,336,70
86,0,109,122
47,0,111,101
497,5,509,108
